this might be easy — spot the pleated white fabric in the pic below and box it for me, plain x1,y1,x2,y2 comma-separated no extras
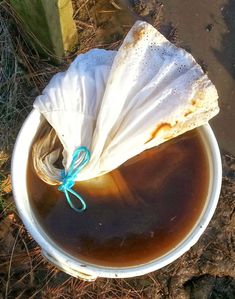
34,21,219,184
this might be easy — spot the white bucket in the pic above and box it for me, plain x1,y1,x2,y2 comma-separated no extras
12,109,222,281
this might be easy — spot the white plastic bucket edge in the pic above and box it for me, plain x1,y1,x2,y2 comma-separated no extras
11,109,222,280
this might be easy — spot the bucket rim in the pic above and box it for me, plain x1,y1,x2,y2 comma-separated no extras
11,108,222,278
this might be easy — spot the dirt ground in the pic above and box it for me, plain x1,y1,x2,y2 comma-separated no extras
0,0,235,298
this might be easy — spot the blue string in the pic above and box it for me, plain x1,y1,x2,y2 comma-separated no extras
58,146,90,212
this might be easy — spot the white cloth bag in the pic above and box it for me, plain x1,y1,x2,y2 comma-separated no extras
34,21,219,184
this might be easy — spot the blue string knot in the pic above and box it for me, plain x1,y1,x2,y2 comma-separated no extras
58,146,90,213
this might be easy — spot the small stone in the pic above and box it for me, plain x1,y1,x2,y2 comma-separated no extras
230,163,235,171
205,24,213,32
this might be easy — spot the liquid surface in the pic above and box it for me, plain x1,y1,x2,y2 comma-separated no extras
28,129,209,267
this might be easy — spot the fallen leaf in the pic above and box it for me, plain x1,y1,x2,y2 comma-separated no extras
0,151,9,168
0,175,12,194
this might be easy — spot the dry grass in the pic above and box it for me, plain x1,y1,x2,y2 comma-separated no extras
0,0,63,217
0,2,63,155
0,4,64,296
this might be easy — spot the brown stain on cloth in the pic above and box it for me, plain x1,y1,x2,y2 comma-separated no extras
145,123,172,143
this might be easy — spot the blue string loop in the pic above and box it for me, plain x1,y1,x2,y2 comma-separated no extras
58,146,90,212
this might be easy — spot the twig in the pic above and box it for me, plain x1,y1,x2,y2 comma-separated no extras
110,0,122,10
75,19,94,29
98,10,116,13
5,226,22,299
73,0,90,18
28,266,57,299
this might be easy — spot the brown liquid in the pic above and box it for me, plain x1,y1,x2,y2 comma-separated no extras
28,128,209,267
